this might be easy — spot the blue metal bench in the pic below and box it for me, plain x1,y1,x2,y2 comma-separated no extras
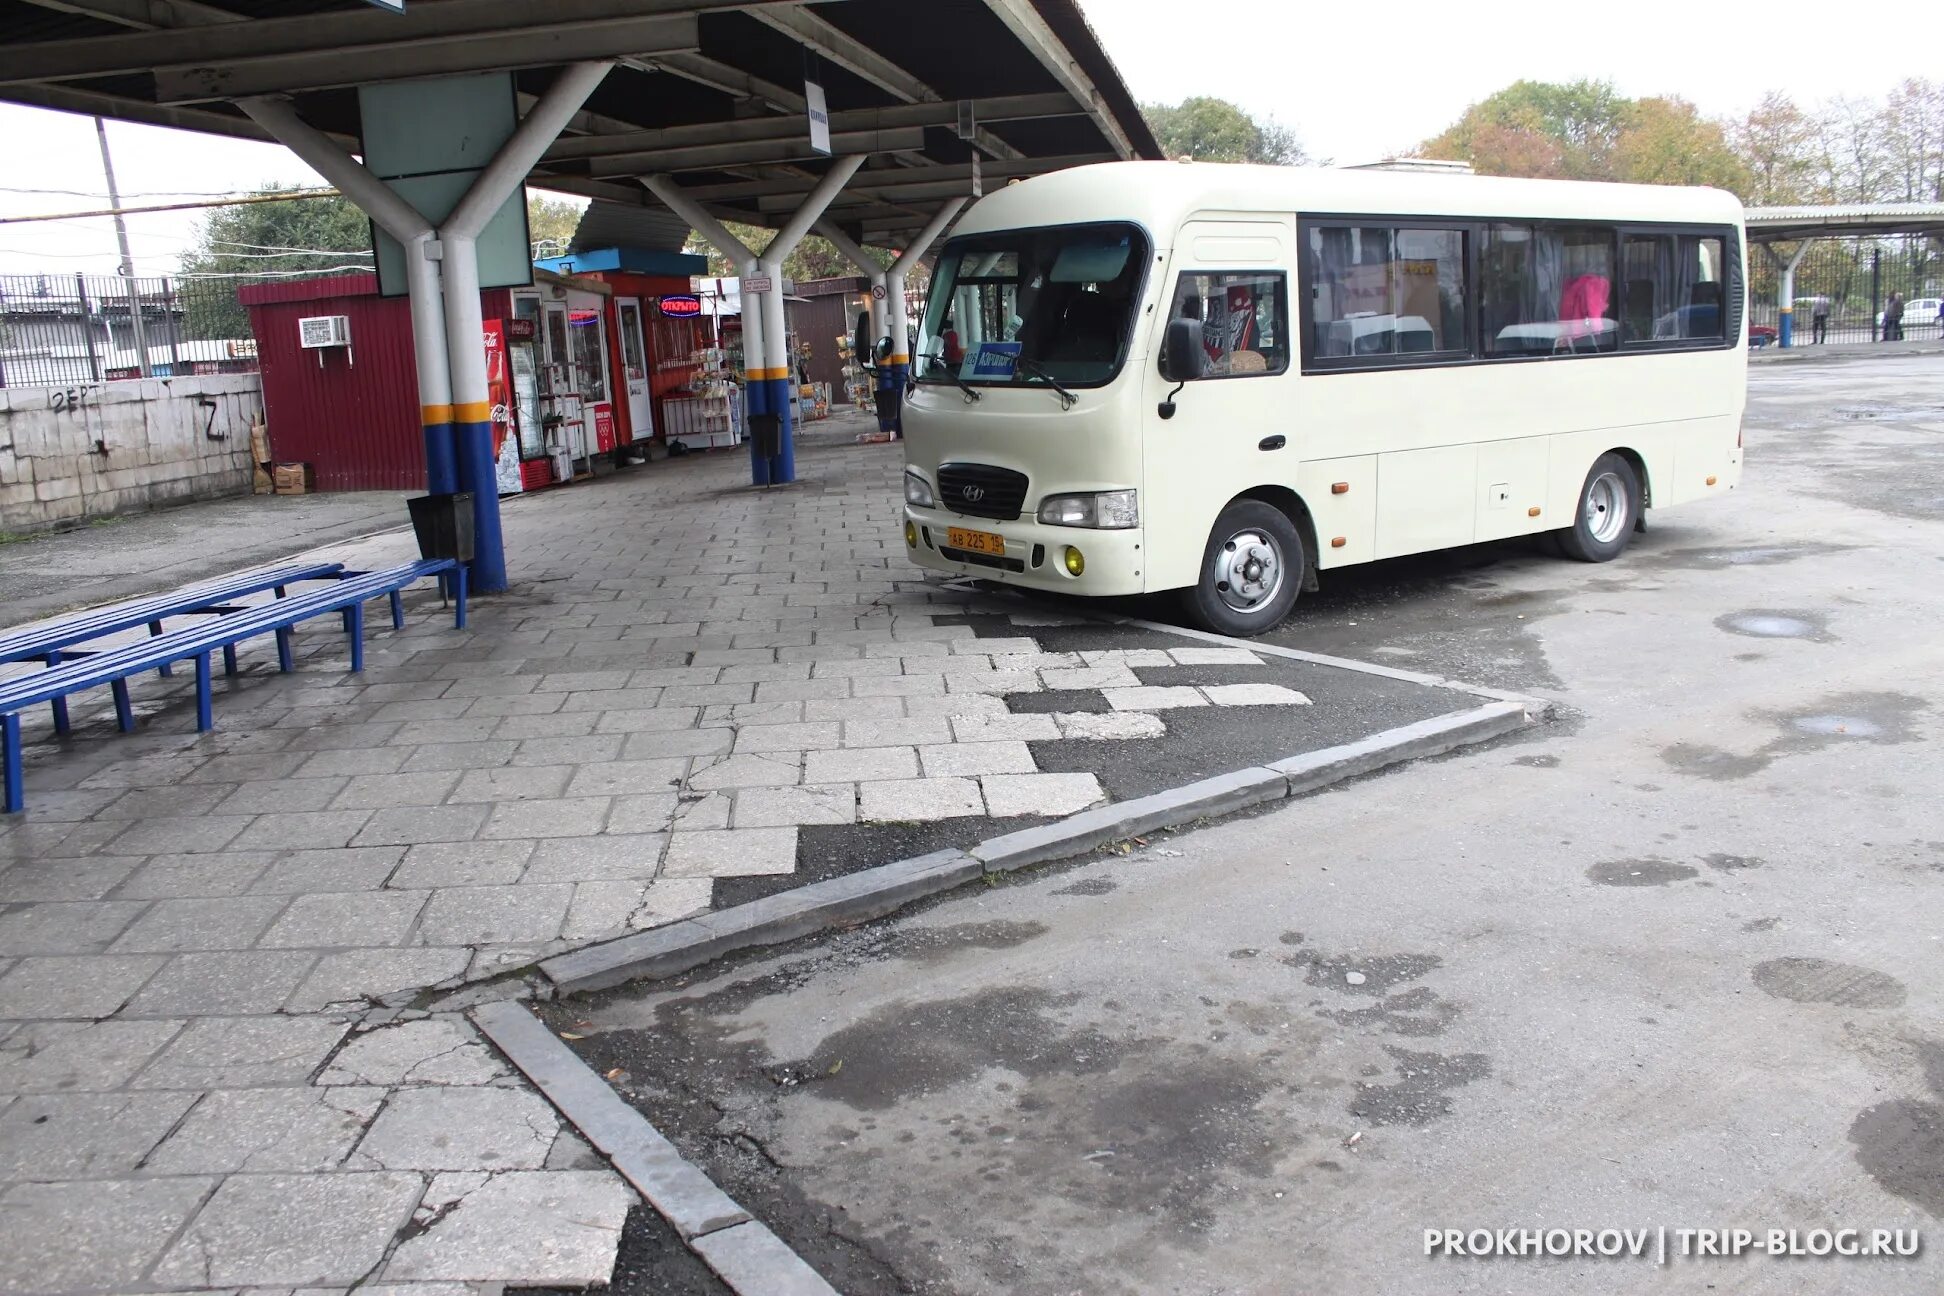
3,559,465,813
0,561,348,734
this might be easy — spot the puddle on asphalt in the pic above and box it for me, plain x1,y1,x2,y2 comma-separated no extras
1715,610,1832,641
1662,691,1924,781
1790,715,1884,738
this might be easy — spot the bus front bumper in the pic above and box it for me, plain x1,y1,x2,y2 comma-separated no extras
902,507,1148,597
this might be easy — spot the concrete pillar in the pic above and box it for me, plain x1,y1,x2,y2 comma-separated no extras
1777,241,1814,349
880,199,967,438
740,258,771,484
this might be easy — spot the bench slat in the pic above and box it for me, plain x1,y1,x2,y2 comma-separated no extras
0,562,346,664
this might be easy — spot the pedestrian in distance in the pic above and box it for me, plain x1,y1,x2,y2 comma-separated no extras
1883,291,1904,342
1811,296,1830,345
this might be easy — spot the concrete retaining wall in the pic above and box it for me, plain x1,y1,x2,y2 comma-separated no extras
0,374,262,534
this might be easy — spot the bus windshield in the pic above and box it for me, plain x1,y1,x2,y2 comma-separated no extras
917,223,1149,390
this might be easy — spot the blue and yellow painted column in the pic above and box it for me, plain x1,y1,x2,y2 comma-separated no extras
420,403,457,496
441,237,508,592
757,261,796,484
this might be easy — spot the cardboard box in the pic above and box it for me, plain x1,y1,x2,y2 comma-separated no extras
273,463,314,495
253,466,275,495
249,421,272,467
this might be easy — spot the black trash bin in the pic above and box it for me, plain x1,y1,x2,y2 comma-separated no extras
407,492,475,563
747,412,781,461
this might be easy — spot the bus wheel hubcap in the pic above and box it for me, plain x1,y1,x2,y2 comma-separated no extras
1214,532,1282,613
1585,472,1627,544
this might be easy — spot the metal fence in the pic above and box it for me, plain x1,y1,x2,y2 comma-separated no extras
1748,236,1943,345
0,272,340,389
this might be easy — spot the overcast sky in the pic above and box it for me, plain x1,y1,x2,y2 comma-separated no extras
0,0,1929,275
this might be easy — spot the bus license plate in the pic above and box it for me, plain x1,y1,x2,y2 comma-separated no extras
948,527,1006,556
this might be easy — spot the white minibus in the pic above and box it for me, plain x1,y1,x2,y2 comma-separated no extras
900,162,1745,634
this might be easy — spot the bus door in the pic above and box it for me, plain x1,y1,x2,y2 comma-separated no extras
1141,219,1298,592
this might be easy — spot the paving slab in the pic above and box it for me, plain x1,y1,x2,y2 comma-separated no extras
381,1170,633,1284
152,1171,425,1288
0,1176,216,1296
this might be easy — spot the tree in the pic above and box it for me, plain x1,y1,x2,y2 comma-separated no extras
526,192,584,258
177,184,371,339
1879,79,1944,203
1612,97,1750,191
1733,93,1824,206
1419,79,1629,180
1144,96,1309,164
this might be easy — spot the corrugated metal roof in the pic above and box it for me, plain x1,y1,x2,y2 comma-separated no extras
1745,202,1944,243
1747,202,1944,222
569,200,692,255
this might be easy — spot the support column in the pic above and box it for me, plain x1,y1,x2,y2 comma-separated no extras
641,174,774,485
1777,241,1813,349
881,198,968,438
815,219,892,435
751,157,865,484
440,61,612,592
740,257,771,485
405,233,456,494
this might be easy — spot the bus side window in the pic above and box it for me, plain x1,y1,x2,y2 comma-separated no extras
1164,271,1289,378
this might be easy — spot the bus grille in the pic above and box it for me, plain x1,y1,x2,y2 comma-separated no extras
936,463,1028,521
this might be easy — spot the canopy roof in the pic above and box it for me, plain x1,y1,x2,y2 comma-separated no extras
0,0,1159,250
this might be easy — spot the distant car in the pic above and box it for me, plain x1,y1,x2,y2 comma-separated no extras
1747,324,1777,348
1878,298,1941,331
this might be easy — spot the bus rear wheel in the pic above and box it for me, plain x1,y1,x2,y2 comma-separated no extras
1555,453,1641,563
1183,500,1303,636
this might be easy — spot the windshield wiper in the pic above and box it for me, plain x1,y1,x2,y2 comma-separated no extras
1015,356,1077,410
920,354,981,403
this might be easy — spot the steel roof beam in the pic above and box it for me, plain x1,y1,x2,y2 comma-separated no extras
544,92,1077,162
980,0,1137,160
645,51,806,114
151,17,699,103
0,0,747,85
16,0,241,29
747,4,1025,162
586,126,924,176
686,152,1110,203
0,79,344,145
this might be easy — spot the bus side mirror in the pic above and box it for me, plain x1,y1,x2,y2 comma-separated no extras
1160,317,1204,385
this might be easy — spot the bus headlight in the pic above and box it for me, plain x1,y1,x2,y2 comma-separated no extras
903,470,935,509
1037,490,1138,529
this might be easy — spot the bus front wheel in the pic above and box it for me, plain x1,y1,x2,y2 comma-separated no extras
1555,454,1641,563
1183,500,1304,636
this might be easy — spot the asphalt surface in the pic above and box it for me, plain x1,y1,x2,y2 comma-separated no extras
557,349,1944,1294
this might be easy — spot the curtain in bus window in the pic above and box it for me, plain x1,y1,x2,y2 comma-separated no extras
1481,225,1616,356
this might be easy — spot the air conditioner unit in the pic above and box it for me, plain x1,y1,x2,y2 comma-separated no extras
298,315,351,348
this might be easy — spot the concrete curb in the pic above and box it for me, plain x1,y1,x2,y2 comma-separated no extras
539,699,1533,997
471,999,838,1295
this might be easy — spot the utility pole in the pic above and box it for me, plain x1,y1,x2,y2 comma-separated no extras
95,116,151,378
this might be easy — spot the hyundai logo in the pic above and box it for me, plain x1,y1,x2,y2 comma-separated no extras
960,485,985,502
